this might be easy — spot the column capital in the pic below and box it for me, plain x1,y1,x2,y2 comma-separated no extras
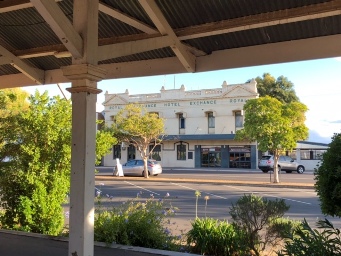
62,64,107,82
66,86,102,94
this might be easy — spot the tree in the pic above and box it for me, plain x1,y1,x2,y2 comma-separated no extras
0,91,72,235
0,88,29,156
314,133,341,217
235,96,308,183
113,104,165,178
95,124,117,166
255,73,300,103
0,91,116,234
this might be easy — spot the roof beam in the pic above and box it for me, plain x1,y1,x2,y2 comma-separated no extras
0,56,10,66
30,0,83,59
0,0,32,13
2,34,341,87
99,2,158,34
138,0,195,72
0,45,44,84
7,0,341,62
98,35,173,61
177,0,341,40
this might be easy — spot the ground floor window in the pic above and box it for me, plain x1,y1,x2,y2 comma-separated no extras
113,144,121,159
177,144,186,160
149,144,161,161
300,149,326,160
127,145,136,160
229,146,251,169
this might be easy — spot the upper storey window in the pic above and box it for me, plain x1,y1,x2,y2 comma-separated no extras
207,112,215,128
179,113,185,129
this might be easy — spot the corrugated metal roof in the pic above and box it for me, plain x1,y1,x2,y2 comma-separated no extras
184,15,341,53
0,0,340,85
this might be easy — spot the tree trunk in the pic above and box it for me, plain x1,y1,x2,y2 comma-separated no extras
143,157,149,178
273,153,280,183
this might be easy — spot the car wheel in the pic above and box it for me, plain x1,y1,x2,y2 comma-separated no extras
297,166,305,174
285,170,292,173
277,166,281,173
262,170,268,173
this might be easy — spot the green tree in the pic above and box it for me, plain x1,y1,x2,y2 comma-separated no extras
0,91,71,235
0,88,29,156
255,73,300,103
0,90,115,235
236,96,308,183
95,124,117,166
314,133,341,217
113,104,165,178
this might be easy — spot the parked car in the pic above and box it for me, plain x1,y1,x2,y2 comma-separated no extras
258,155,305,174
113,159,162,177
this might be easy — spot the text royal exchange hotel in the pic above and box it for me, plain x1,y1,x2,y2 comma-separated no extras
102,80,327,171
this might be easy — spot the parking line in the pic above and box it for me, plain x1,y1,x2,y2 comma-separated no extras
223,185,311,205
124,181,160,196
171,182,227,199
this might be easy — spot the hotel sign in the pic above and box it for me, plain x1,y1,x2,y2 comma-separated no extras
108,98,248,110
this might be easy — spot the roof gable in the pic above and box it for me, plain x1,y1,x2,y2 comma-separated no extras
221,85,258,98
103,95,128,105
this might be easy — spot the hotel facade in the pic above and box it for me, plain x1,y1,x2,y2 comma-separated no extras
102,81,328,171
102,80,259,169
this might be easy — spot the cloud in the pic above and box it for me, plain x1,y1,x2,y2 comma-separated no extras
308,130,331,144
329,120,341,124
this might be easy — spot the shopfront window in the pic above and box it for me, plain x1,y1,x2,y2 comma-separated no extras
229,146,251,169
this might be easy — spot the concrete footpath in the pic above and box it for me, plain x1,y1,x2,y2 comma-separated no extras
0,171,313,256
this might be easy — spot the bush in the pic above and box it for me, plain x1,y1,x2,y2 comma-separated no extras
186,217,249,256
94,196,182,251
229,194,290,256
277,218,341,256
314,133,341,217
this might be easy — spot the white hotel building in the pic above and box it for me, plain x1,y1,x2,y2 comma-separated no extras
103,80,259,169
102,80,328,171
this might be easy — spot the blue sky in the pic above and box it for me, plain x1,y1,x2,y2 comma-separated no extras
23,57,341,144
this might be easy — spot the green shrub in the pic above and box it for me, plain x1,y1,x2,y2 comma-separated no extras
314,133,341,217
186,217,248,256
229,194,290,256
94,196,182,251
277,218,341,256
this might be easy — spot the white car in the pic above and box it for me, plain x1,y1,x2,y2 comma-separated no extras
114,159,162,176
258,155,305,174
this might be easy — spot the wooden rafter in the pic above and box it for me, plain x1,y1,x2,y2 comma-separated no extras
0,45,44,84
138,0,196,72
99,2,158,34
30,0,83,59
1,0,341,65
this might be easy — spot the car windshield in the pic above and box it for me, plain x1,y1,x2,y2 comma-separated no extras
261,156,271,160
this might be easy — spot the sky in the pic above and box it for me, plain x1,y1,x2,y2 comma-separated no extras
23,57,341,144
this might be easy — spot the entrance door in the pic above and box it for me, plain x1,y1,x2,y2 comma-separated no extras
202,151,221,167
201,147,221,167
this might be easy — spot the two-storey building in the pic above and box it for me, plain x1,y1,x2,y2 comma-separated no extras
102,80,259,169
